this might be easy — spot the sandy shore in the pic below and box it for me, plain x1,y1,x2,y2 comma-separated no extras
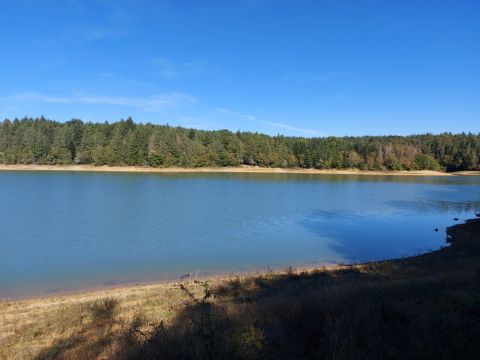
0,261,344,302
0,164,476,176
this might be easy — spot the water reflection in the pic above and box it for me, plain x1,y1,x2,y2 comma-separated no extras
73,171,480,185
388,199,480,213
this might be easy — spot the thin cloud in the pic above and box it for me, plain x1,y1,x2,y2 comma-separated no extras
214,107,256,121
260,121,323,136
1,92,197,113
213,107,323,136
1,91,323,136
152,58,210,78
63,0,135,45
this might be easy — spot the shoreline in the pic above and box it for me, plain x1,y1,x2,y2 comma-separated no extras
3,218,478,303
0,240,457,303
0,164,478,176
0,261,347,302
2,219,478,359
0,217,473,303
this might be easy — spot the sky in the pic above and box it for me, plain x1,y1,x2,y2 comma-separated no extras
0,0,478,137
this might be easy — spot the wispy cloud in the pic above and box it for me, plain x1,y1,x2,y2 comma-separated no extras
61,0,135,45
1,92,197,113
214,107,256,121
1,91,323,136
259,121,323,136
212,107,323,136
94,0,132,24
152,58,210,78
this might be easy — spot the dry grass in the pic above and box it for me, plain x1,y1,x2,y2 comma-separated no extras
0,283,209,359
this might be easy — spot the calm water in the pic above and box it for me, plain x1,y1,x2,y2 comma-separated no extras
1,171,479,298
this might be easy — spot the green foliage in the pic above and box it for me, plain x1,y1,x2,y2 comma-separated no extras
384,156,403,171
0,117,479,171
412,153,441,170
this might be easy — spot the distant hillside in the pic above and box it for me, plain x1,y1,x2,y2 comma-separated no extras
1,117,479,171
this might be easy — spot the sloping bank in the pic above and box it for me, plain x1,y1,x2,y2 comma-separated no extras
1,218,479,359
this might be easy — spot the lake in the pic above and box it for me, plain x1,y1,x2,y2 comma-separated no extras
1,171,479,298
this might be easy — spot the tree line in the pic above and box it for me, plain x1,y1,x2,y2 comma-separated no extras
0,117,479,171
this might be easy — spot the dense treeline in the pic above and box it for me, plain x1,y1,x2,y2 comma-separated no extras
0,117,479,171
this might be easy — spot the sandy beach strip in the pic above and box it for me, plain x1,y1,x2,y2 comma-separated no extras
1,164,476,176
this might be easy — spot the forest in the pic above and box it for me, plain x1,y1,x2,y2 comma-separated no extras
0,117,479,171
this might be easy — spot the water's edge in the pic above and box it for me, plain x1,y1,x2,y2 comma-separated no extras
1,163,476,176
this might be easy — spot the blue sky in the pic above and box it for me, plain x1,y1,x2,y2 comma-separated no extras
0,0,478,137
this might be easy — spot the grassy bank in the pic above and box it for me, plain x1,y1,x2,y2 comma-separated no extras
1,219,480,359
1,164,479,176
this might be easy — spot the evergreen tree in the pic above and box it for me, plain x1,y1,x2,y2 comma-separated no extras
0,117,478,172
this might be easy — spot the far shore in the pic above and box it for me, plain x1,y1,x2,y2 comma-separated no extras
1,163,478,176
